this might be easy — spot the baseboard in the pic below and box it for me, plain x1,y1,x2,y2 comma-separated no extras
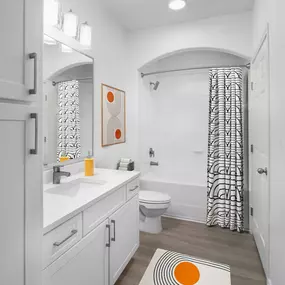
163,213,205,224
163,214,251,233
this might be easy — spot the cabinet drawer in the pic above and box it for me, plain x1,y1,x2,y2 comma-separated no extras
83,186,126,236
43,213,83,269
126,178,140,200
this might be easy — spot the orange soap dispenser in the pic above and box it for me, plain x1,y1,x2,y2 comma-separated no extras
85,151,94,176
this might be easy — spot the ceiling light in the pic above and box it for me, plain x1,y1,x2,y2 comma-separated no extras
63,9,78,38
44,0,60,27
79,22,92,49
44,35,57,45
169,0,186,11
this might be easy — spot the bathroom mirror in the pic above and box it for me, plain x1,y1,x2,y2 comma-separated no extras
43,35,94,167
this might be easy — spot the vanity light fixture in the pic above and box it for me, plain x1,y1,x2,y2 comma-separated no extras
44,0,60,27
63,9,78,38
79,22,92,49
61,44,73,53
168,0,187,11
44,35,57,45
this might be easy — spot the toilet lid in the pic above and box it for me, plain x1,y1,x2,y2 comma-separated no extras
139,191,171,204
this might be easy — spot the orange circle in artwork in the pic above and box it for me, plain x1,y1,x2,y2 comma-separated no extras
115,129,122,140
174,262,200,285
107,91,115,103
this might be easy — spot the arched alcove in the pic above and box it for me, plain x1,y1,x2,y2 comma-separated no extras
139,47,250,73
137,47,249,226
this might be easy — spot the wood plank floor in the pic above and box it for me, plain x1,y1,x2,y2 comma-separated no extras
116,217,266,285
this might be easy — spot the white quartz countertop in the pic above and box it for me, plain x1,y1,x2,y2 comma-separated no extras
43,168,140,235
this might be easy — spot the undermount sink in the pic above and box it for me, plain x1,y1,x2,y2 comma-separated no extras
45,178,107,197
74,178,107,185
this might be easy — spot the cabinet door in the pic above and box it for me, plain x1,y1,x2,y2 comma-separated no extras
0,0,42,101
109,195,140,284
43,220,109,285
0,103,43,285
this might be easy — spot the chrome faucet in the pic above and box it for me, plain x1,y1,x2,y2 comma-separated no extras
53,165,71,184
150,161,159,166
149,148,155,158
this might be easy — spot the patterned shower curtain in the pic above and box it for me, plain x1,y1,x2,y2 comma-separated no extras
57,80,81,161
207,67,244,232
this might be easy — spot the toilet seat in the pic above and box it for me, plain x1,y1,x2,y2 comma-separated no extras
139,191,171,204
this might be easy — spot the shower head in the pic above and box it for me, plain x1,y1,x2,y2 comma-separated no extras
150,81,160,91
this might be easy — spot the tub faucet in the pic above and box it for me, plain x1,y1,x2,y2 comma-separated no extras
150,161,159,166
53,165,71,184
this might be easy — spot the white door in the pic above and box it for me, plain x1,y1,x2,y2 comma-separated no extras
43,220,109,285
0,0,42,101
249,30,270,275
0,103,43,285
109,195,140,285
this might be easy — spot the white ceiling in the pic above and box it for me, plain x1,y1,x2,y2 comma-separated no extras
101,0,254,31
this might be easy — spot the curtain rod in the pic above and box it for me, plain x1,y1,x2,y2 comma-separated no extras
141,63,251,78
52,77,93,86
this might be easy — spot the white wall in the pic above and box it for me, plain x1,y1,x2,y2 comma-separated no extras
253,1,285,284
129,12,253,69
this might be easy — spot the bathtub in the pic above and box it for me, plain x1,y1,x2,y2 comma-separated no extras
140,171,207,223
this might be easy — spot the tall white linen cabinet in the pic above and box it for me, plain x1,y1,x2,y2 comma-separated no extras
0,1,43,285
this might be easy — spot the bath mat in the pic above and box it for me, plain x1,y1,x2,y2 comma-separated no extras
139,249,231,285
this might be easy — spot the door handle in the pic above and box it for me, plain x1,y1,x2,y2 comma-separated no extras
257,167,268,175
106,224,111,247
29,52,38,95
30,113,38,155
111,220,116,242
53,230,78,247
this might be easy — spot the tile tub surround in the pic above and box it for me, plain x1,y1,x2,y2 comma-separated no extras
43,168,140,234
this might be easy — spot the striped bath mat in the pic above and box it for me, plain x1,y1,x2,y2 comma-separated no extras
139,249,231,285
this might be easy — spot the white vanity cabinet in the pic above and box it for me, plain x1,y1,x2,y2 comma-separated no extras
0,1,43,285
0,0,42,102
43,220,109,285
109,195,140,284
43,175,140,285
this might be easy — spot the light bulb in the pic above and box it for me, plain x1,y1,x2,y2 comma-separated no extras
63,10,78,38
79,22,92,49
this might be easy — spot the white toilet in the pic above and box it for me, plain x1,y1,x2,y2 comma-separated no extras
139,191,171,234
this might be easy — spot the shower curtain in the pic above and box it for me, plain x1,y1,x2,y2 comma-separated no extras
57,80,81,161
207,67,244,232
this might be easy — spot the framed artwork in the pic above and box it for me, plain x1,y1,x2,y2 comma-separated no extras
101,84,126,147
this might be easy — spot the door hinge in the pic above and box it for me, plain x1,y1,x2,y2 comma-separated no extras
44,136,47,143
251,82,254,91
250,207,254,216
251,144,254,153
45,94,48,101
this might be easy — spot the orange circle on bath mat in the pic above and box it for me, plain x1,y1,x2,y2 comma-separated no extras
174,262,200,285
107,91,114,103
115,129,122,139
